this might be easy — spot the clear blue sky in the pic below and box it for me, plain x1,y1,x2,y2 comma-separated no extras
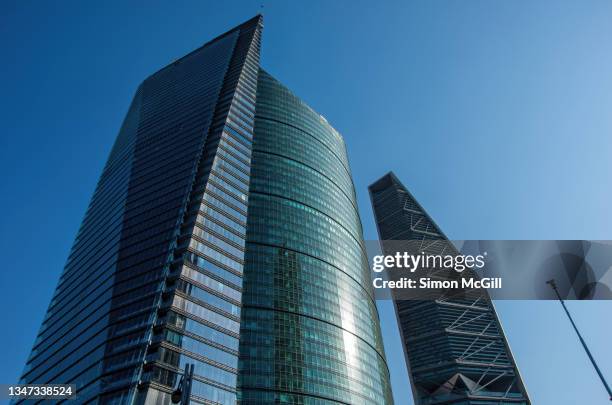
1,1,611,404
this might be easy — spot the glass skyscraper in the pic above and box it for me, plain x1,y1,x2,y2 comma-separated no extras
238,70,392,404
17,16,392,405
369,172,530,405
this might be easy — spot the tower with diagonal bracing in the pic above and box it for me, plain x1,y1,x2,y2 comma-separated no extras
369,172,530,405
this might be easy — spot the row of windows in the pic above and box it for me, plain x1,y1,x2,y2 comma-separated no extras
246,193,370,288
208,172,248,201
164,329,238,369
204,182,247,213
189,240,242,272
201,190,247,221
242,245,381,349
172,295,239,334
229,99,255,124
180,265,242,302
239,309,391,403
40,263,117,342
177,279,240,317
229,105,254,128
159,346,237,388
194,216,245,249
223,122,252,149
199,205,245,235
238,390,342,404
236,82,257,106
250,151,362,240
183,252,242,287
252,118,354,199
29,293,115,369
49,223,123,319
231,92,256,117
256,71,347,164
216,144,250,172
151,367,236,404
212,155,249,184
220,134,251,162
207,181,248,209
191,228,244,258
167,311,239,352
226,115,253,135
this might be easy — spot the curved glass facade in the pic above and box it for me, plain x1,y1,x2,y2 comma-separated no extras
238,70,393,404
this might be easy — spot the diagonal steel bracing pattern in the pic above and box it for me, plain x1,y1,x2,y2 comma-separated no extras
369,172,530,405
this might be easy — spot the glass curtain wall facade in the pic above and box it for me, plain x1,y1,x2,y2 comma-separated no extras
18,16,262,405
17,15,393,405
237,70,393,404
369,172,530,405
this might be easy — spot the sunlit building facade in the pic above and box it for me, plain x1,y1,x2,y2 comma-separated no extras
18,16,392,405
238,70,392,403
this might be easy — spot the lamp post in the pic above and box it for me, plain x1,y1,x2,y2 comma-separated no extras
547,279,612,401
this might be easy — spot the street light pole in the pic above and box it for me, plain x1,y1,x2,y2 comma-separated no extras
547,279,612,401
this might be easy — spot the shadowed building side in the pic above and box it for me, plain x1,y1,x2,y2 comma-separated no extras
17,16,263,405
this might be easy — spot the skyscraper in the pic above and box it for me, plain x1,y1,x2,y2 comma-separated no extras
18,16,392,405
369,172,529,405
238,70,392,404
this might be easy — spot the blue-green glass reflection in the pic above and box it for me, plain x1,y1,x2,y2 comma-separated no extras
238,70,393,404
